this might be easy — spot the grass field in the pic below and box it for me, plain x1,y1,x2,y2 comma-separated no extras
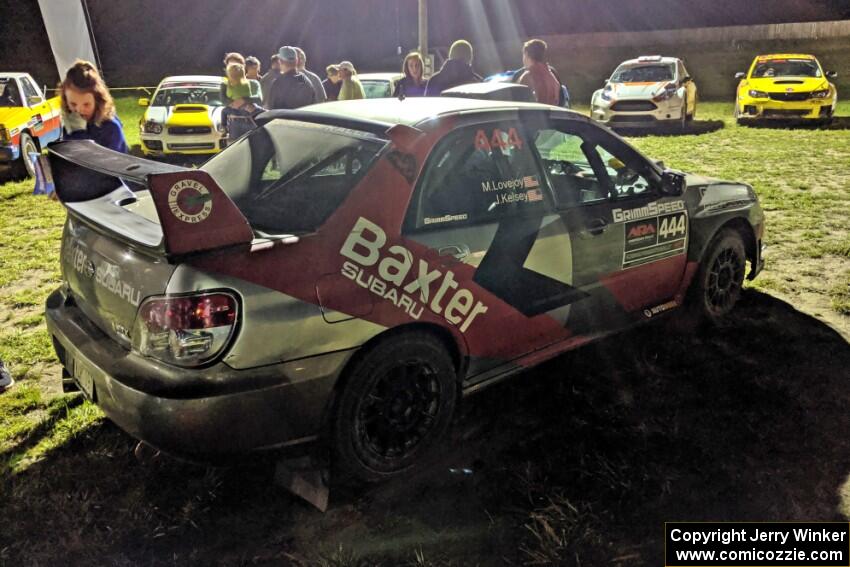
0,98,848,565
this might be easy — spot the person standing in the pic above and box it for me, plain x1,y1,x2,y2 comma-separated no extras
260,54,282,107
337,61,365,101
294,47,327,103
424,39,482,96
59,60,128,153
393,52,427,98
323,64,342,101
268,46,316,109
517,39,561,106
245,56,261,81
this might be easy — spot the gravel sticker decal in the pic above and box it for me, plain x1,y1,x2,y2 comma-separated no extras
168,179,213,224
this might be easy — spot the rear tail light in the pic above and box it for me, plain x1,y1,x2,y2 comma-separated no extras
132,292,238,367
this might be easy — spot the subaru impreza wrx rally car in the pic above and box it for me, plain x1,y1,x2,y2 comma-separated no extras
734,54,837,123
45,97,764,482
139,75,227,156
591,56,697,129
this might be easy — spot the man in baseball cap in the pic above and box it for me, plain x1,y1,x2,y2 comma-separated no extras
268,46,316,109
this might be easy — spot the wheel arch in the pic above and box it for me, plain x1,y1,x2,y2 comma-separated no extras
318,321,469,442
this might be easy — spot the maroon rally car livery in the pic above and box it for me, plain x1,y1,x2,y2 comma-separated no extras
45,98,764,481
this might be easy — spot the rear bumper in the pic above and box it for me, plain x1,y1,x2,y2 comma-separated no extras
45,287,351,459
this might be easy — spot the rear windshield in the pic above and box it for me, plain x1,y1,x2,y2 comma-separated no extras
203,120,385,234
610,64,674,83
752,59,821,78
152,86,223,107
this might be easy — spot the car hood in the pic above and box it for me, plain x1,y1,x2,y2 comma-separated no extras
743,76,830,93
0,107,33,129
608,81,669,99
685,174,757,218
144,104,223,128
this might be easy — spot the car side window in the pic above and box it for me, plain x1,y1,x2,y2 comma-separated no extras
413,122,550,229
595,144,653,199
533,129,610,207
20,79,40,104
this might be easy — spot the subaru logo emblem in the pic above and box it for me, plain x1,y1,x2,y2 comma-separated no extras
786,88,793,92
84,260,96,278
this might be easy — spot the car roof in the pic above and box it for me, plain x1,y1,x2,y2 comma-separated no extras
618,56,681,67
755,53,816,59
158,75,222,86
443,82,528,95
268,96,590,131
358,73,404,82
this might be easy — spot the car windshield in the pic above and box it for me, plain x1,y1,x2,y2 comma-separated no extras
203,120,385,234
752,59,821,78
152,85,223,106
0,79,22,107
362,80,392,98
610,64,674,83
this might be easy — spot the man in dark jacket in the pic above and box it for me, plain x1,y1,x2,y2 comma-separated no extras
424,39,483,96
268,45,316,110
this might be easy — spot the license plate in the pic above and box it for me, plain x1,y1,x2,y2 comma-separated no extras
73,357,95,400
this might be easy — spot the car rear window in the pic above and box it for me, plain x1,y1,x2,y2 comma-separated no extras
203,120,385,234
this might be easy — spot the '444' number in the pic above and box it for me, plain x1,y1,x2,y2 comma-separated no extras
474,128,524,152
659,213,687,239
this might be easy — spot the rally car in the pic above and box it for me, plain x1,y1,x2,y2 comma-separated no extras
0,73,62,177
591,56,697,129
45,97,764,482
139,75,227,156
734,54,837,123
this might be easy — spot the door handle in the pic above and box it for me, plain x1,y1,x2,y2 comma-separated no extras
438,244,470,261
581,218,609,237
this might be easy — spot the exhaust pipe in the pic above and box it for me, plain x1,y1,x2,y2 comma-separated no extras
134,441,161,464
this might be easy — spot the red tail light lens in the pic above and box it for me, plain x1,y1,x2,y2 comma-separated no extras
139,294,236,332
133,292,239,367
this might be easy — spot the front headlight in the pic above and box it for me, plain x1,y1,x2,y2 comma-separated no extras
811,89,830,99
600,87,613,102
652,83,678,102
748,89,768,98
143,120,163,134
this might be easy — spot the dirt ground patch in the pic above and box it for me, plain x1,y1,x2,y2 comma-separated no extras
2,291,849,565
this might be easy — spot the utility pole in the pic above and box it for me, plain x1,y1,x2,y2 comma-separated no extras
418,0,432,75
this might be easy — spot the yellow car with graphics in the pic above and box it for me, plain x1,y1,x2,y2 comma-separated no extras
735,54,837,123
139,76,227,156
0,73,62,177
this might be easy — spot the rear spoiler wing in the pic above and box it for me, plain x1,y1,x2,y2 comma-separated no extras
48,141,254,256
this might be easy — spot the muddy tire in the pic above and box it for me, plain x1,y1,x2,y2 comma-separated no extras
690,229,747,325
11,132,37,179
332,332,457,483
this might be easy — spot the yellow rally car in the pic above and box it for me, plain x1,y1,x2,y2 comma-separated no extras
139,76,227,157
735,54,837,123
0,73,62,177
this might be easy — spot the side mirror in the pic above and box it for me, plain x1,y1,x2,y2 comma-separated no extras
734,72,746,80
26,95,42,106
138,97,150,107
660,169,685,196
826,70,838,79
